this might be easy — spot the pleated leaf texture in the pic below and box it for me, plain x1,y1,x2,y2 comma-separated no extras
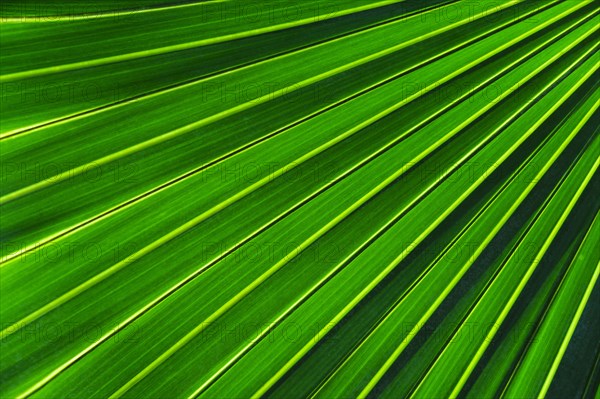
1,0,599,398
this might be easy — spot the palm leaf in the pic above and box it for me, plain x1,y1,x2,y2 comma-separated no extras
1,0,598,398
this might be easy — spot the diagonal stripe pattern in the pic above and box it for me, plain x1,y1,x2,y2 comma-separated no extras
1,1,599,398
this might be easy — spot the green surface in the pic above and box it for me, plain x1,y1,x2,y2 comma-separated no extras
1,0,599,398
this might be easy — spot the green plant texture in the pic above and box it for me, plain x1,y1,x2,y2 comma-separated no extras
1,0,599,398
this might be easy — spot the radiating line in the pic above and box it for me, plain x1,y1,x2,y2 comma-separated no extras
194,19,600,399
4,10,578,351
189,69,558,399
539,232,600,397
3,2,598,397
1,0,229,23
12,11,577,396
362,66,599,399
0,0,465,139
0,0,411,82
495,185,600,398
109,35,596,399
447,149,600,399
0,0,536,205
308,79,588,399
253,58,598,399
2,0,574,266
411,125,597,399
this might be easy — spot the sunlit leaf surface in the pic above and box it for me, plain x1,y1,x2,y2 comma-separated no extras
1,0,599,398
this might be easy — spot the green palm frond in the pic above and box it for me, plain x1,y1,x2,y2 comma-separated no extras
1,0,598,398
